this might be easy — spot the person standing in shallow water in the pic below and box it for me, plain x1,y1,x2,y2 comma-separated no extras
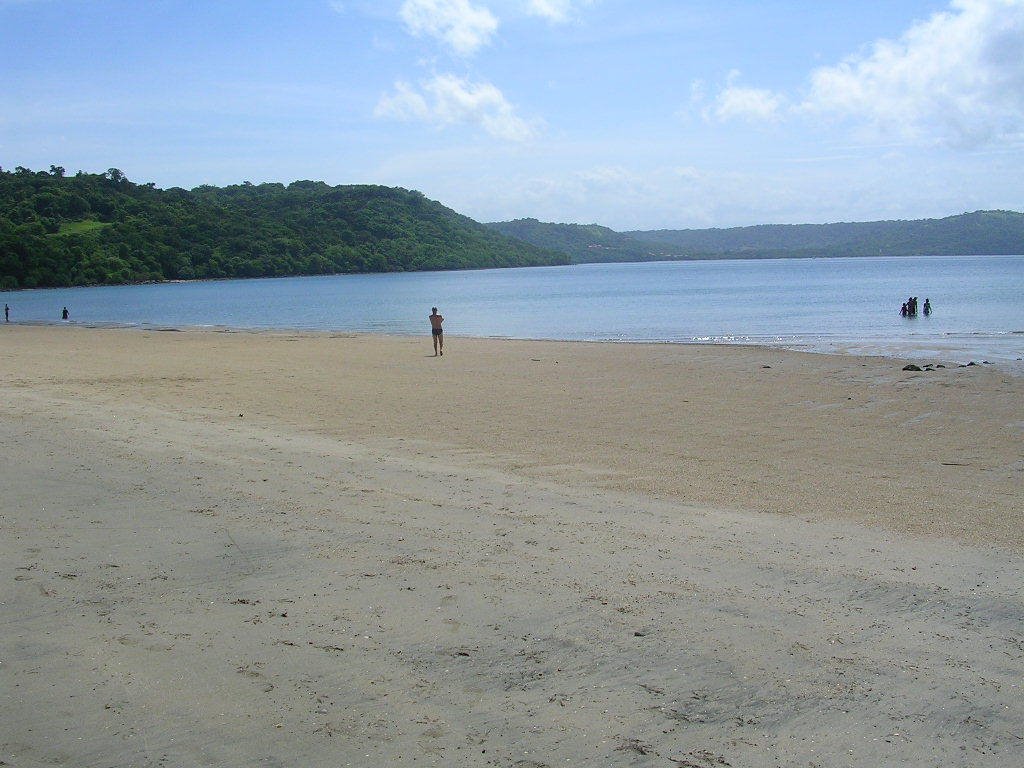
4,304,8,322
61,307,69,321
429,307,444,356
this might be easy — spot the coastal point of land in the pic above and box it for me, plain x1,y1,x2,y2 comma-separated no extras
2,325,1022,766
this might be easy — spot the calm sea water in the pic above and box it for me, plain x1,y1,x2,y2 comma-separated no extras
3,255,1023,368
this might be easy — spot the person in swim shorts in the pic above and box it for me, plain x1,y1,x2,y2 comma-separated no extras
429,307,444,356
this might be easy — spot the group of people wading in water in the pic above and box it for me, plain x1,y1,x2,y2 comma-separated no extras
900,296,931,318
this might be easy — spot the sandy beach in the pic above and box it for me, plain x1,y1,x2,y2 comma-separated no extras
2,325,1022,766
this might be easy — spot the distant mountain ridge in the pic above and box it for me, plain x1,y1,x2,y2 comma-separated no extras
626,211,1024,259
487,210,1024,263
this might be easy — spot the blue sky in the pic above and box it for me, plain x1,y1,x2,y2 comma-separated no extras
1,0,1022,229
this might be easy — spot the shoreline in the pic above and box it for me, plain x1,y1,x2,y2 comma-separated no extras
5,318,1022,373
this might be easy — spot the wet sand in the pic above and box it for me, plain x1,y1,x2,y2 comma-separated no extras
2,325,1022,766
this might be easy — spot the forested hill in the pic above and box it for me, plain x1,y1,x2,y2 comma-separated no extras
0,166,567,289
484,218,665,264
627,211,1024,259
488,210,1024,263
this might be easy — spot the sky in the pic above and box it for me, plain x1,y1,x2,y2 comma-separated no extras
1,0,1022,229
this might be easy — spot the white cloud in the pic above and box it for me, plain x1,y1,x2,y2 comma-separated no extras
524,0,585,23
701,71,783,123
375,74,539,141
698,1,1024,145
399,0,498,56
800,0,1024,145
375,82,432,121
712,86,783,123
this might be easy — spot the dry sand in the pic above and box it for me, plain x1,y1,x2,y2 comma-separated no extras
1,325,1022,767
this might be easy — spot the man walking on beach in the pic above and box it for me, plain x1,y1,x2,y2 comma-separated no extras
429,307,444,356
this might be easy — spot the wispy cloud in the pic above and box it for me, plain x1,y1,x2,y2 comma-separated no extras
399,0,498,56
523,0,589,23
712,85,784,123
375,74,539,141
704,71,784,123
489,163,807,229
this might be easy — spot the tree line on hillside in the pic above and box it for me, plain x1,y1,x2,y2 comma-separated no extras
485,218,665,263
0,166,566,290
625,212,1024,258
487,211,1024,263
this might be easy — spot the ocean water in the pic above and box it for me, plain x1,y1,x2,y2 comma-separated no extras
3,255,1023,368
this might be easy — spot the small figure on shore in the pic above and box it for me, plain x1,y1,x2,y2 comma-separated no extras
429,306,444,356
61,307,69,320
923,298,931,316
4,304,8,322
